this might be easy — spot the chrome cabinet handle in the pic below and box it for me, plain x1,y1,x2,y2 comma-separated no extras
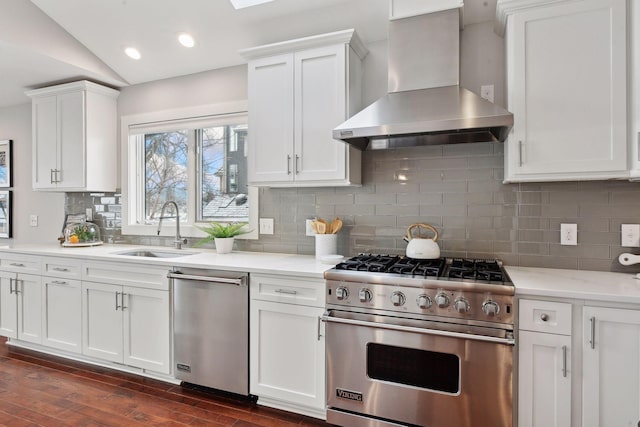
121,293,128,310
50,280,68,285
15,279,21,294
287,155,292,175
589,316,596,349
10,263,25,267
55,169,61,183
540,313,549,321
295,155,300,174
317,316,322,341
9,277,13,294
115,291,121,311
518,140,523,166
50,169,55,184
562,345,568,377
52,267,69,272
275,289,297,295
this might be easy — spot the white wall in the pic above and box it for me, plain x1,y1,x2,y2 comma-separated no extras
0,103,65,244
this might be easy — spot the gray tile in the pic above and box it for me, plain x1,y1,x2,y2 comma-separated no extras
420,181,467,193
517,230,545,242
443,141,494,156
517,242,550,255
354,215,397,227
397,216,442,228
399,193,442,205
376,182,421,194
519,255,578,270
549,243,610,259
316,193,354,205
336,204,375,216
376,204,420,216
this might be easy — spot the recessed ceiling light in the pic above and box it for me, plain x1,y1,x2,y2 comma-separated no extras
229,0,274,10
124,47,141,60
178,33,195,48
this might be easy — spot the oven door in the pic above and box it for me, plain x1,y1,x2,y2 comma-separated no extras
323,310,514,427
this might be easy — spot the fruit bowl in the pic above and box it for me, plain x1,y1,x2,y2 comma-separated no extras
62,222,102,247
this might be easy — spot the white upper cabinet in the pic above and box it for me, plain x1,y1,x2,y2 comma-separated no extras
498,0,628,182
241,30,367,187
26,80,119,191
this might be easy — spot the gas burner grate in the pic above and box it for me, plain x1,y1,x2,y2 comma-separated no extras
335,254,400,272
387,257,446,277
447,259,506,282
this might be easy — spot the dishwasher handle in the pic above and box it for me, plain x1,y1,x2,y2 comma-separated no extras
167,271,245,286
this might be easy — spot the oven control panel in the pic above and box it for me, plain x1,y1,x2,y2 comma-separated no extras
326,280,514,325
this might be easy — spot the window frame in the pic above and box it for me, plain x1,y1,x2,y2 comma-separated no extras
120,101,258,240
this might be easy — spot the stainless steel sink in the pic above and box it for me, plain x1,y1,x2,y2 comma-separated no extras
113,249,199,258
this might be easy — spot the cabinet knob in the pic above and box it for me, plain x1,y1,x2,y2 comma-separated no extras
540,313,549,321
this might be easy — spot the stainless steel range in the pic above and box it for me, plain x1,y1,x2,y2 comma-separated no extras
323,254,515,427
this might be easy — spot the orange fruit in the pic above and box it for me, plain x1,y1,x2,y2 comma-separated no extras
69,235,79,244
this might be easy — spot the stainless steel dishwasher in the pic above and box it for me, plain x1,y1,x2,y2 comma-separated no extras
169,267,249,395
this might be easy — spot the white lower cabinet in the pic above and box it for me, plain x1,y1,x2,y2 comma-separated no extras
82,281,170,374
582,306,640,427
42,276,82,353
518,299,572,427
250,274,326,419
0,271,43,344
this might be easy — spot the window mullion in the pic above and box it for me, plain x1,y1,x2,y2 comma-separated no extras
187,129,198,225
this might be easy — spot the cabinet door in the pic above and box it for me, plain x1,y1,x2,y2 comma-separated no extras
57,91,86,189
250,300,325,412
32,95,58,189
518,331,571,427
16,274,42,344
0,272,17,338
583,306,640,427
294,45,347,182
248,54,295,183
42,277,81,353
122,286,170,374
505,0,627,181
82,281,123,363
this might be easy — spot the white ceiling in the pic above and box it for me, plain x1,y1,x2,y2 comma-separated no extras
0,0,497,108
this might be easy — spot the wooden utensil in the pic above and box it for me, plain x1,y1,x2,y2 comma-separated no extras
316,221,327,234
330,218,342,234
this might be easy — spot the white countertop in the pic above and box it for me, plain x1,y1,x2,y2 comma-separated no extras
0,243,333,279
506,265,640,304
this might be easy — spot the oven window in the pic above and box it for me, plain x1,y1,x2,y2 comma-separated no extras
367,343,459,393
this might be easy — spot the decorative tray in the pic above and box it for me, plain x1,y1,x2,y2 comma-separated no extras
61,241,104,248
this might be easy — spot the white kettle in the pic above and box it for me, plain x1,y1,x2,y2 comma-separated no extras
405,223,440,259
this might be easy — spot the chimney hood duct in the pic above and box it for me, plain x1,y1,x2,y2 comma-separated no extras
334,7,513,150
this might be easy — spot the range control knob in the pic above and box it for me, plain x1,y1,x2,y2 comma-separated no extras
417,294,432,309
359,288,373,303
454,297,470,313
482,300,500,316
336,286,349,301
435,293,450,308
391,291,406,307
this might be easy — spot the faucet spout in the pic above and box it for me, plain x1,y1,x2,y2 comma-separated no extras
157,201,187,249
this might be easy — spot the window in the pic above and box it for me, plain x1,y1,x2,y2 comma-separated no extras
121,101,257,239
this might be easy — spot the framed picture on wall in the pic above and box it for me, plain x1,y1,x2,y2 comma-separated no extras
0,140,12,188
0,191,12,238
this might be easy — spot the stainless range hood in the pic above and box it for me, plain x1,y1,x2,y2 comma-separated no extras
334,7,513,150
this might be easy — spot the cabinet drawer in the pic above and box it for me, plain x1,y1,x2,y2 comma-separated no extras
43,257,81,279
519,299,572,335
82,261,169,291
250,274,324,307
0,254,41,274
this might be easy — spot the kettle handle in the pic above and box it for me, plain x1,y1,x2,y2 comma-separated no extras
406,224,438,242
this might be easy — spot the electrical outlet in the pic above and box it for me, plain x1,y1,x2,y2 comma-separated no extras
480,84,495,103
86,208,93,222
305,219,316,236
29,215,38,227
560,223,577,246
259,218,274,235
621,224,640,247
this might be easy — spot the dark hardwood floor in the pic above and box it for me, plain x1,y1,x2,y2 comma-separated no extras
0,338,334,426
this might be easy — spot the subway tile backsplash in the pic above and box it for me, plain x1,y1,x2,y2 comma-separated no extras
65,142,640,272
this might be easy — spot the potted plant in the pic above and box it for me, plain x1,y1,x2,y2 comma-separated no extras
194,221,250,254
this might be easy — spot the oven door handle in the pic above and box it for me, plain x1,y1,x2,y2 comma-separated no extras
321,312,515,346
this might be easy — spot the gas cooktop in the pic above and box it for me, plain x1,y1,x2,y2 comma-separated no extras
331,254,512,285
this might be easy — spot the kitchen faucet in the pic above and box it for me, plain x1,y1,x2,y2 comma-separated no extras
157,201,188,249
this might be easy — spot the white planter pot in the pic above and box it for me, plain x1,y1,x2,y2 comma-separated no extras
214,237,234,254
